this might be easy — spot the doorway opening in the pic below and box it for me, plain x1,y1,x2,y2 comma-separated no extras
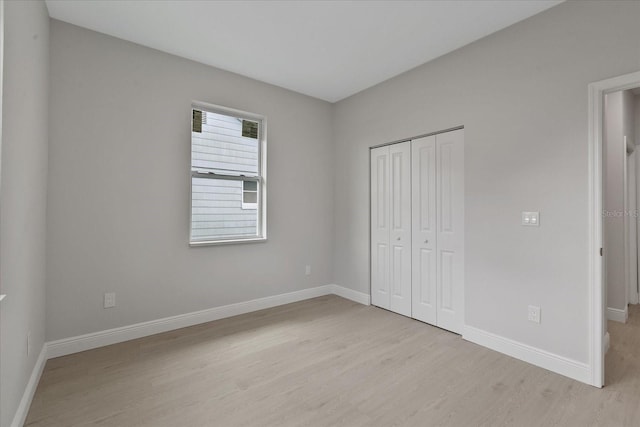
602,86,640,373
588,71,640,388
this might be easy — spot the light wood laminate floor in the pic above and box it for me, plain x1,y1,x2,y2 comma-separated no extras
26,296,640,426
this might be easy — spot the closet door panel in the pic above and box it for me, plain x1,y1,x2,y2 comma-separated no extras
411,136,437,325
389,141,412,316
435,129,465,334
371,146,390,310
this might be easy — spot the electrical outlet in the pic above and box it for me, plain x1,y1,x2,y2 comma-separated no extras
27,331,31,357
528,305,541,323
305,265,311,276
104,292,116,309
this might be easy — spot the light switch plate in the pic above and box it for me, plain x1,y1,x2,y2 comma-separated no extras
522,211,540,227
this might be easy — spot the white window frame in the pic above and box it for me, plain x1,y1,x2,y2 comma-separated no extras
189,101,267,246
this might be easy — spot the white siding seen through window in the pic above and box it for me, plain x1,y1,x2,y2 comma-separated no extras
190,105,266,244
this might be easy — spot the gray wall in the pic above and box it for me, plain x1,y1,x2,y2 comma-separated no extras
604,89,636,313
46,20,334,341
0,1,49,426
623,90,636,310
604,91,626,312
626,92,637,308
332,0,640,364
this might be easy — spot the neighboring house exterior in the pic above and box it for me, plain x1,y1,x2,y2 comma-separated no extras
191,111,259,239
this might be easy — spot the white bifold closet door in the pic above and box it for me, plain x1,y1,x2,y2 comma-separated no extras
411,130,465,333
370,141,412,316
411,136,437,325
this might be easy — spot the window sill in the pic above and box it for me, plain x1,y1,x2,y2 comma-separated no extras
189,237,267,247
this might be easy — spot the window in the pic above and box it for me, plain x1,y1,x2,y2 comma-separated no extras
242,180,258,209
190,103,266,245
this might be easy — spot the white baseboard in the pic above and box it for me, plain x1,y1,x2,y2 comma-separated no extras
47,284,371,359
48,285,338,359
463,325,591,385
604,332,611,354
330,284,370,305
606,306,628,323
11,344,48,427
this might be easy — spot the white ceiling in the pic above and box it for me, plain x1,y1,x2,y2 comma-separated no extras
45,0,562,102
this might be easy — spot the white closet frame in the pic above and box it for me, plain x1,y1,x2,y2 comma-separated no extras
370,127,465,334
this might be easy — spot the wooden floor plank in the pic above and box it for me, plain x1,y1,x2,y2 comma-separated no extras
25,296,640,426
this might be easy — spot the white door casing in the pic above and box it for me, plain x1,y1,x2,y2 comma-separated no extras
588,70,640,388
627,141,639,305
411,136,437,324
623,137,629,310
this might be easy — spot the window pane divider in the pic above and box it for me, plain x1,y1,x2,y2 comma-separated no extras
191,171,259,182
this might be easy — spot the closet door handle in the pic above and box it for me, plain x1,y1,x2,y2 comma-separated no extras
396,237,401,241
424,239,429,244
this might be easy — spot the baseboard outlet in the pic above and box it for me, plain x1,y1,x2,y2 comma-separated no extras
604,332,611,354
606,306,628,323
11,344,48,427
463,325,591,385
330,284,370,305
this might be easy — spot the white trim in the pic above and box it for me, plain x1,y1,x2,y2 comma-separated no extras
10,345,47,427
606,306,628,323
48,285,336,359
624,136,630,312
588,70,640,388
191,101,265,123
604,332,610,354
463,325,591,385
330,284,371,305
189,237,267,247
46,285,371,359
